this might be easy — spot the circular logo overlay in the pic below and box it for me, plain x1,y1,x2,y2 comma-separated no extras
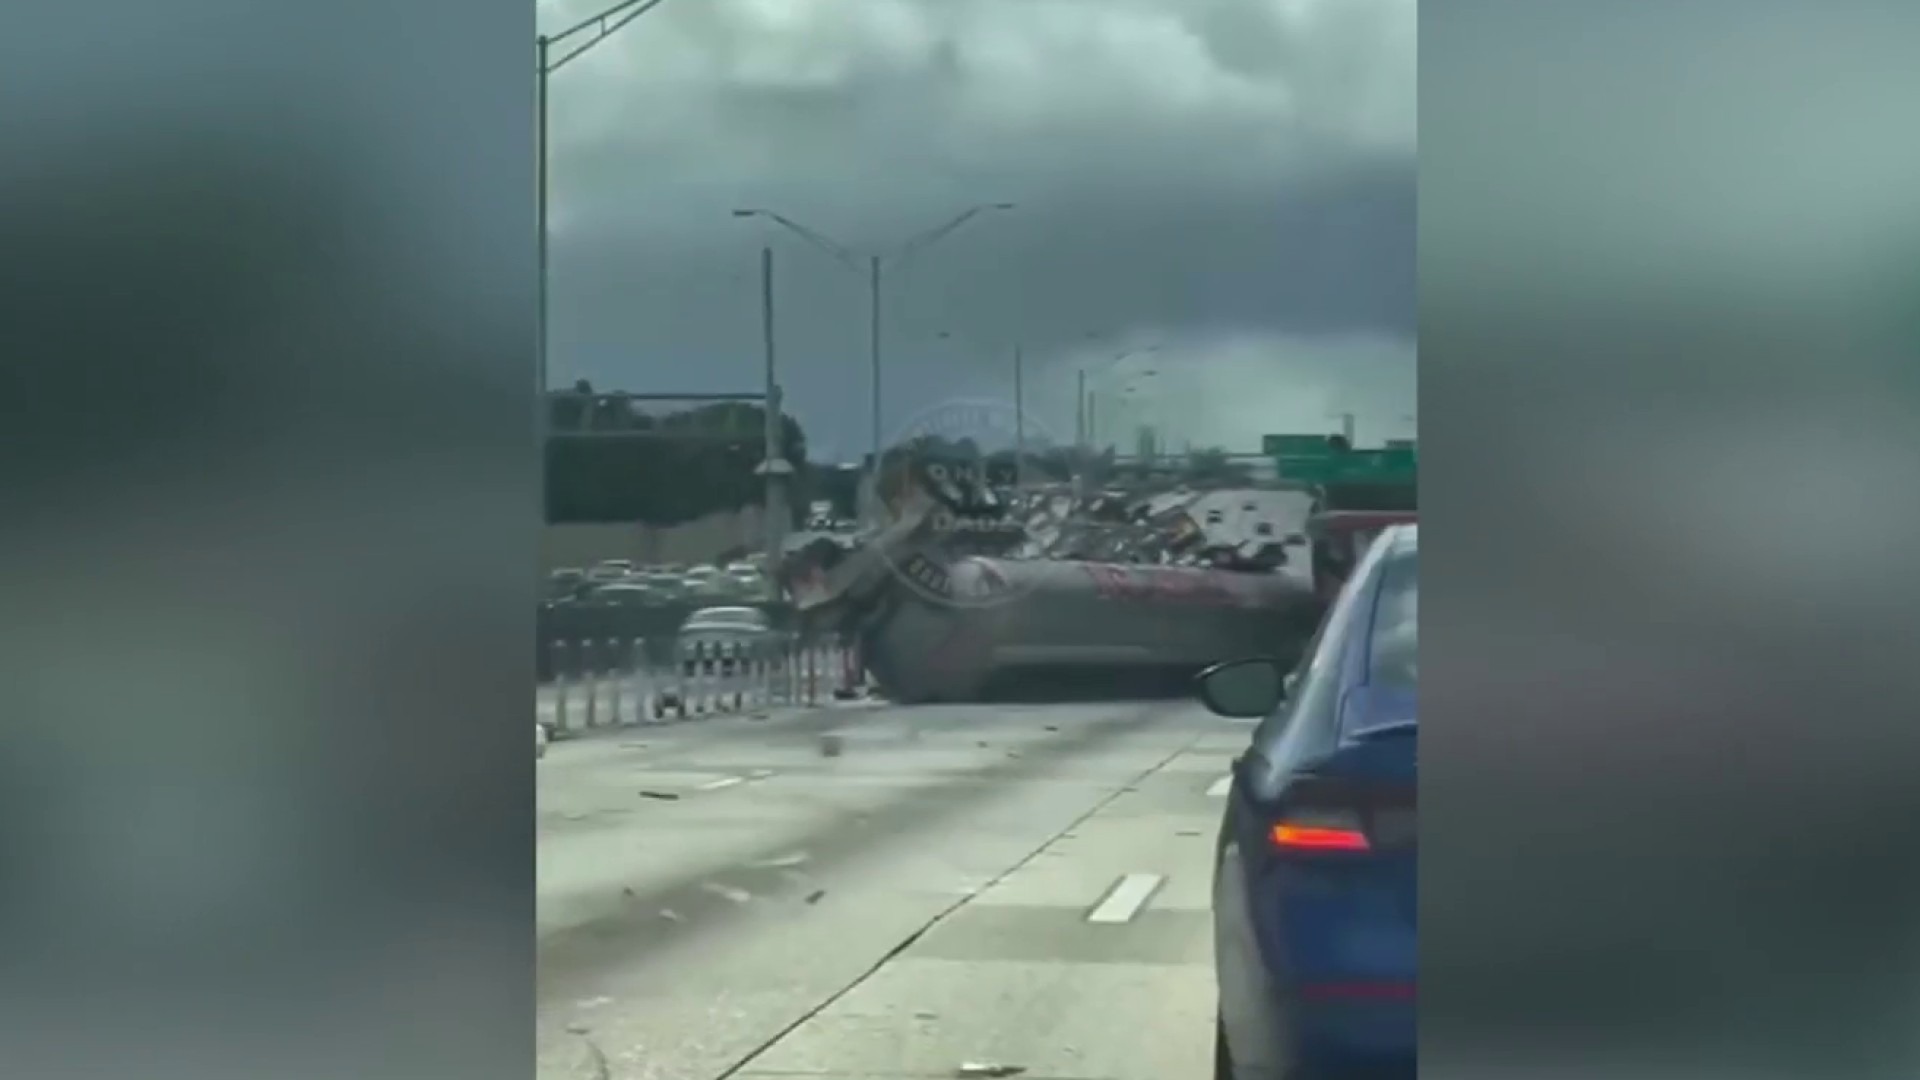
874,396,1060,610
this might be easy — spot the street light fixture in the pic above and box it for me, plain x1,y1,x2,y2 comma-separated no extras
539,0,681,398
537,0,681,519
1079,344,1160,447
730,202,1018,521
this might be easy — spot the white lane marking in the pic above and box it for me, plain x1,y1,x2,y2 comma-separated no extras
1207,775,1233,797
701,882,752,904
698,776,745,791
1087,873,1165,924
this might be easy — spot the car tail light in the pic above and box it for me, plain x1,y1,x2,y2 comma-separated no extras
1265,776,1415,854
1269,809,1371,852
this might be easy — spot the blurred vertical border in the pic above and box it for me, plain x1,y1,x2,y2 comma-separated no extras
0,3,536,1079
1422,1,1920,1077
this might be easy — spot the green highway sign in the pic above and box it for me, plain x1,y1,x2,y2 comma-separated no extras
1264,432,1416,485
1262,433,1340,458
1276,447,1417,485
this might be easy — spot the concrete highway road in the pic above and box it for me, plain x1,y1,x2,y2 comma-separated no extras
537,697,1250,1080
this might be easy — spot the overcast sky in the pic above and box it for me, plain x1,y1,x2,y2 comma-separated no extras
539,0,1415,462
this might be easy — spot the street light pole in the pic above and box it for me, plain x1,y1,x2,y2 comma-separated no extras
868,253,881,476
1075,368,1086,447
758,245,790,573
730,203,1015,524
536,0,680,520
536,37,551,403
1080,344,1160,451
1013,343,1025,461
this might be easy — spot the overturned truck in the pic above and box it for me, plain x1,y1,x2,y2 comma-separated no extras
777,465,1326,703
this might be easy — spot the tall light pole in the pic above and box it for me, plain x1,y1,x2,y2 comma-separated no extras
1081,345,1160,448
1013,343,1025,464
731,202,1017,521
755,245,792,575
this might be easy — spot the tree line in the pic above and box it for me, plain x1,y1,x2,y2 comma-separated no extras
545,387,811,526
545,385,1246,525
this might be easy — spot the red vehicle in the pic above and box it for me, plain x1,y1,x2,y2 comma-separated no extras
1307,509,1417,600
1304,480,1417,600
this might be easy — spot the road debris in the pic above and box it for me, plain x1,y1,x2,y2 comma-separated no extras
639,790,680,800
955,1064,1026,1078
701,882,752,904
805,889,826,904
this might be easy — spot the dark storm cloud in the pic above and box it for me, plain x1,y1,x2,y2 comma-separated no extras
539,0,1415,452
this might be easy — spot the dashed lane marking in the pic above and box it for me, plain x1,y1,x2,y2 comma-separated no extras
1087,872,1165,924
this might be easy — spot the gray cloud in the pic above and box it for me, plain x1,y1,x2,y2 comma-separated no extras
541,0,1415,458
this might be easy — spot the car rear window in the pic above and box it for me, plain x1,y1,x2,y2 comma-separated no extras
1368,549,1416,689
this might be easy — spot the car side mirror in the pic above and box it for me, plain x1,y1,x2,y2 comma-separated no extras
1195,657,1286,718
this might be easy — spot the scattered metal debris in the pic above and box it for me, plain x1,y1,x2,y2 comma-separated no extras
955,1064,1026,1078
639,790,680,800
701,882,752,904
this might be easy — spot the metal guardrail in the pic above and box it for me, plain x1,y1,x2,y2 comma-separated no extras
536,634,864,737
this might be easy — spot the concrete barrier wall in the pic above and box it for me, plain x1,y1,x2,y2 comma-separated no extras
542,506,769,573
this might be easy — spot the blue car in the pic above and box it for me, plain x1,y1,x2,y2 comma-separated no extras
1198,523,1417,1079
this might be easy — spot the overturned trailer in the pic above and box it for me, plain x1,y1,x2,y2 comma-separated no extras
778,469,1325,703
